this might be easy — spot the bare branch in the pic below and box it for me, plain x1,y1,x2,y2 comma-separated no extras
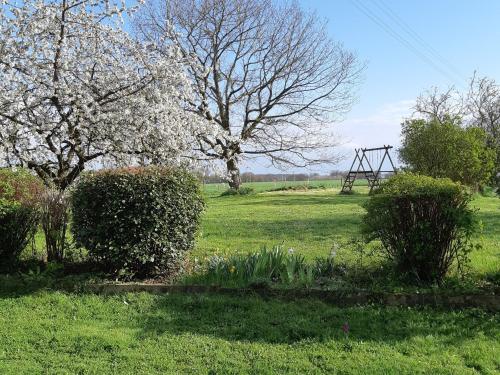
134,0,362,187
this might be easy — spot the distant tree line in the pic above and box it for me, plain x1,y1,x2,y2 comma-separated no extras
201,171,346,184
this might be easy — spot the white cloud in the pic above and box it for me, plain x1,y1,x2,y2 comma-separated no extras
337,99,414,150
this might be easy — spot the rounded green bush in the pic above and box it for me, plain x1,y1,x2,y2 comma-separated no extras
0,168,43,267
362,173,478,284
71,167,205,279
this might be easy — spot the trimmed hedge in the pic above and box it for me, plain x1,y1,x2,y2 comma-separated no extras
0,169,43,267
71,167,205,279
362,173,478,284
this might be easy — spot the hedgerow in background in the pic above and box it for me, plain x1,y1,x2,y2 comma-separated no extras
220,187,255,196
0,169,43,268
362,173,479,284
71,167,205,279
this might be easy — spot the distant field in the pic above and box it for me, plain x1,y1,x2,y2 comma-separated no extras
196,181,500,282
202,178,366,196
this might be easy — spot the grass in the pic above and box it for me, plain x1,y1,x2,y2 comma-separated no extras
196,182,499,285
22,179,499,288
0,287,498,374
202,178,361,195
2,180,499,373
197,182,367,262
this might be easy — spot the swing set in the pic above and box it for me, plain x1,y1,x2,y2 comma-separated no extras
341,145,397,194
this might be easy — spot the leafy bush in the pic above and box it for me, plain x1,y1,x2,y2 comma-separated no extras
362,173,479,284
220,187,255,196
0,203,40,267
71,167,205,279
0,168,44,205
0,169,43,267
399,118,496,189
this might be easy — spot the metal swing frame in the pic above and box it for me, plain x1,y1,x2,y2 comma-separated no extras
341,145,397,193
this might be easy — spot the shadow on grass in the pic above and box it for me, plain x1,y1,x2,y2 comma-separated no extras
237,194,368,207
0,263,102,299
135,293,499,345
1,274,498,346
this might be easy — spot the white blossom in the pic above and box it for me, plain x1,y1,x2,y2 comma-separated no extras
0,0,215,189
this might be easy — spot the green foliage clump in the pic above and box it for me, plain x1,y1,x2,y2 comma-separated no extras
0,168,44,204
399,118,496,189
71,167,205,279
220,186,255,196
189,246,340,287
0,169,43,267
362,173,479,284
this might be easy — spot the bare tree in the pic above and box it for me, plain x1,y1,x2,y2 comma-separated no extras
415,75,499,138
466,74,500,148
414,86,463,125
135,0,363,189
414,74,499,173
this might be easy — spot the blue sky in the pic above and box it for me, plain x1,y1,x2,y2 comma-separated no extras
245,0,500,173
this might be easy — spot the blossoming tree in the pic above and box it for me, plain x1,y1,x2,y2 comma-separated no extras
0,0,210,190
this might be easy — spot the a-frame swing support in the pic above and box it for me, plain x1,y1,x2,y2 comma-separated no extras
341,145,397,193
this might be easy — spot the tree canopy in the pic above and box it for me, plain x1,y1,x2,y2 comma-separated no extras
0,0,211,189
135,0,363,189
399,118,496,189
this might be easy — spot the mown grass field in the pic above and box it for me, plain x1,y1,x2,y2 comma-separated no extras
196,181,500,283
0,289,499,374
2,180,499,374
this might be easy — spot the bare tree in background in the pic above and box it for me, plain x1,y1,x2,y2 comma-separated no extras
414,86,464,125
415,74,499,141
135,0,363,189
414,74,500,180
466,75,500,147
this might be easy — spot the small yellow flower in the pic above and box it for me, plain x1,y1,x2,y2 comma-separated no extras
229,266,236,273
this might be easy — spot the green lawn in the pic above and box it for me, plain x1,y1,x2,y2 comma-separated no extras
196,182,500,282
0,290,498,374
2,180,499,373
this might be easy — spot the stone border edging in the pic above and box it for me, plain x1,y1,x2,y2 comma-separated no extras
87,283,500,311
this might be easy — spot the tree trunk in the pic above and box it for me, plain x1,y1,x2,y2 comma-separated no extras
226,158,241,190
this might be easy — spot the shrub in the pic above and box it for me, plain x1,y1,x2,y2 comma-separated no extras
71,167,205,279
399,118,496,189
220,187,255,196
0,168,44,205
362,173,478,284
0,203,40,267
0,169,43,267
40,189,70,262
